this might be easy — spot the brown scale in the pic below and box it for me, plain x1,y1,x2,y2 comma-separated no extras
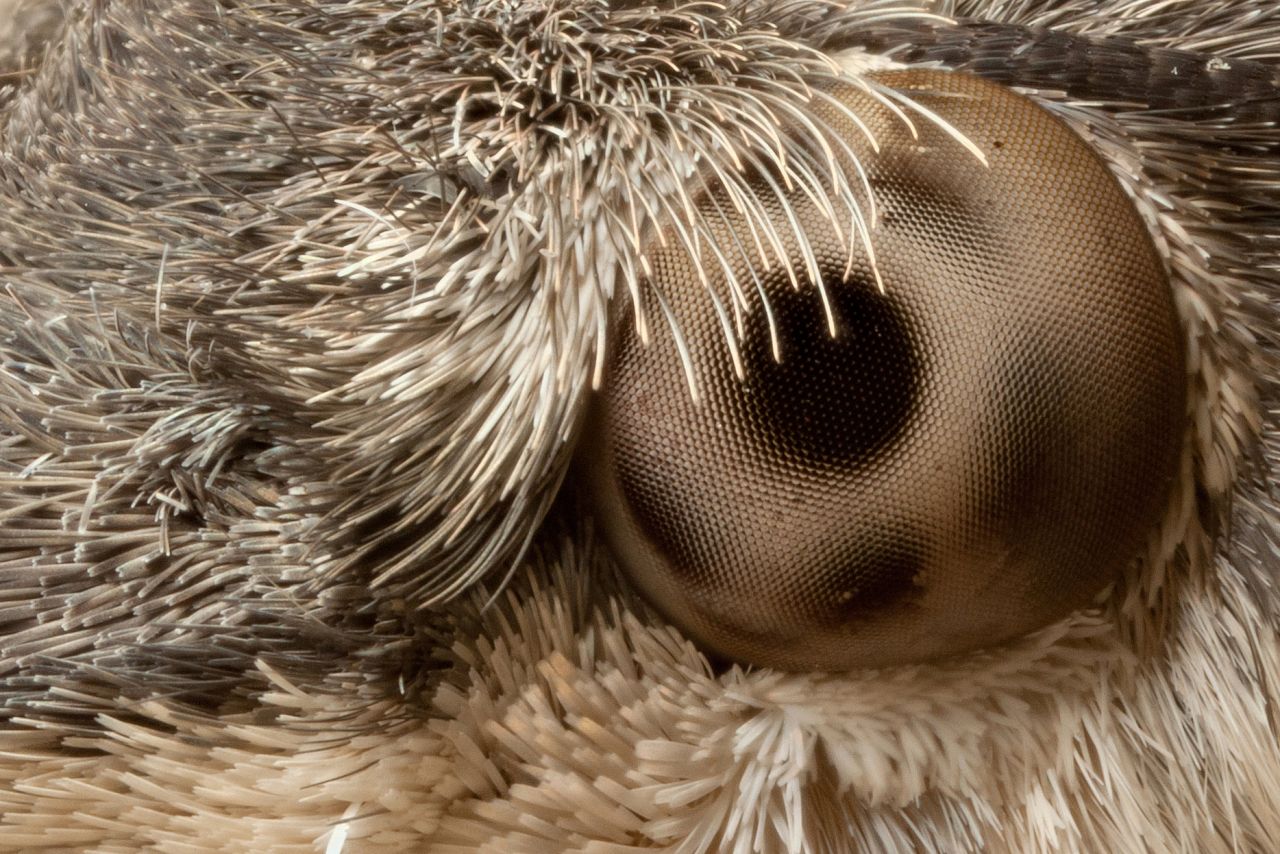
580,70,1186,671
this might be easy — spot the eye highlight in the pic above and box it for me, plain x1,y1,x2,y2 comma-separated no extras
580,70,1187,671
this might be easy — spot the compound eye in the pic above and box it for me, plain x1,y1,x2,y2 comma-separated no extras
580,70,1186,671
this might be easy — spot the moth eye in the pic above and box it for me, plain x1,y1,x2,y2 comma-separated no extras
580,71,1186,671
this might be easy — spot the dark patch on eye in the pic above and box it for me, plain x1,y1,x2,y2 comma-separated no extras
813,541,925,625
742,273,919,468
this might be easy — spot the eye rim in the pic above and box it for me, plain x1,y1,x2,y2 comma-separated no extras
578,68,1189,672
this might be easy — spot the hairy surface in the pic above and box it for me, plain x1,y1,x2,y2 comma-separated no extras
0,0,1277,851
0,0,63,95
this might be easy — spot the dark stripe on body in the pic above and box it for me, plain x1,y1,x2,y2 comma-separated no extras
830,18,1280,126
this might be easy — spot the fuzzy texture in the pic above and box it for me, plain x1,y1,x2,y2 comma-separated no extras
0,0,1278,852
0,0,63,92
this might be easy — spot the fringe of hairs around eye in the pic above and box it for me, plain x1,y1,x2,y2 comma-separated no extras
0,0,1278,851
